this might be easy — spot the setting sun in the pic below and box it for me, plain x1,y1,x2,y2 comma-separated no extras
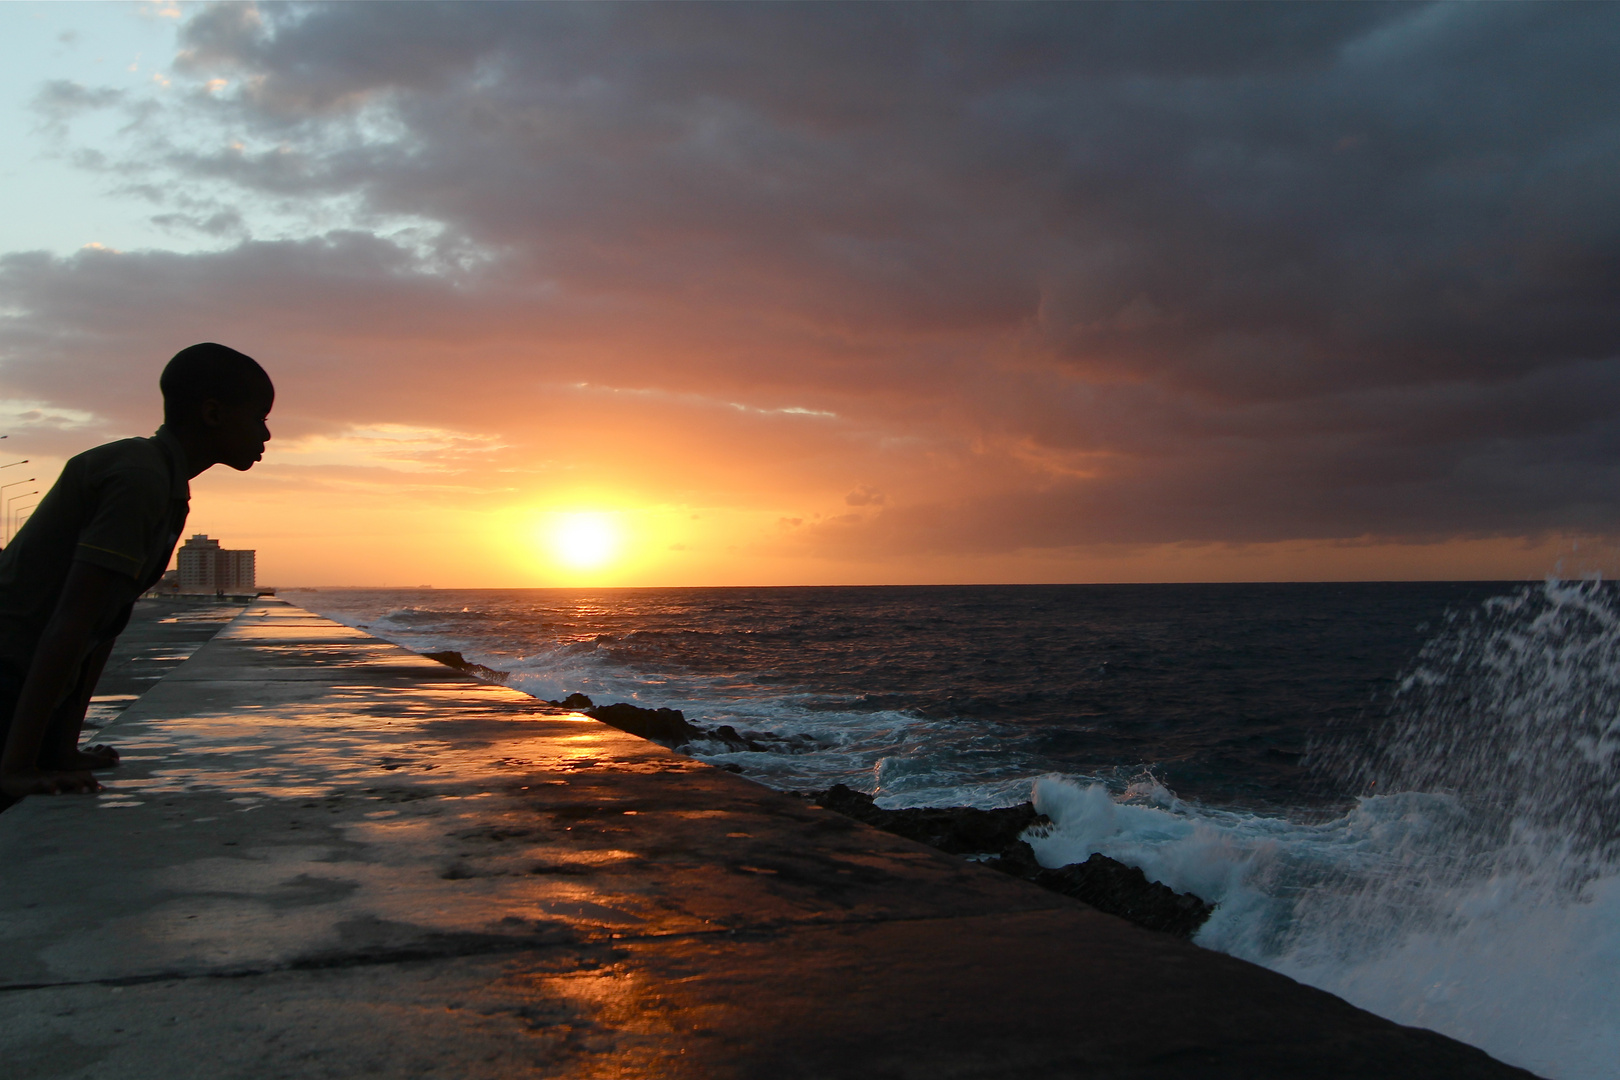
548,512,621,570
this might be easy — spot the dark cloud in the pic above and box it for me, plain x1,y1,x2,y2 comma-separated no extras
5,1,1620,560
31,79,123,117
150,208,249,238
29,79,124,139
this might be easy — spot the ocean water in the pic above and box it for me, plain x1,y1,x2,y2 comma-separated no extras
285,581,1619,1078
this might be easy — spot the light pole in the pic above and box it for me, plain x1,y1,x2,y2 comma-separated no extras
0,478,35,545
4,487,38,546
10,497,40,543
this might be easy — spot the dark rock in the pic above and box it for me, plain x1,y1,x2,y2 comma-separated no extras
709,724,766,752
811,784,1215,938
421,650,510,683
983,838,1041,877
813,783,1048,855
564,698,812,754
690,725,820,754
585,702,703,749
986,843,1215,938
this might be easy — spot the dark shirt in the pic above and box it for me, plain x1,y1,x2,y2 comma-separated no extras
0,426,190,671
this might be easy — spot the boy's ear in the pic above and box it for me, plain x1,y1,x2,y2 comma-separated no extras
165,397,213,431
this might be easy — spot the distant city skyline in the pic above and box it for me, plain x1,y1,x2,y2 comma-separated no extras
3,3,1619,586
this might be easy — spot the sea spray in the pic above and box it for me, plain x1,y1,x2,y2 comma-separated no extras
1280,579,1620,1077
1329,577,1620,870
1026,779,1620,1077
1023,580,1620,1078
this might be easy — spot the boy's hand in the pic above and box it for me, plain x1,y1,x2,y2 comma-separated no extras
2,562,130,791
80,743,121,768
0,768,102,797
42,744,121,771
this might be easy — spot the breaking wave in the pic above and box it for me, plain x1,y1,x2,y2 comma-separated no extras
1028,579,1620,1079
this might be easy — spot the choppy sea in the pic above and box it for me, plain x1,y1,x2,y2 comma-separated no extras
285,581,1620,1079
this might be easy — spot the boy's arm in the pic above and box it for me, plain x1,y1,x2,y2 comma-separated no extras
42,635,119,770
0,562,130,797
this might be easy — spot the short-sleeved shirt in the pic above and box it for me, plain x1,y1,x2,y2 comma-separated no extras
0,426,190,671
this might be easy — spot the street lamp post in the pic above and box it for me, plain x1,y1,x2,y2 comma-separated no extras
0,478,36,545
10,498,40,543
0,455,31,543
3,486,38,546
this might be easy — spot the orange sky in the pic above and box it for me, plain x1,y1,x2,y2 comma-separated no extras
4,3,1619,587
180,453,1596,587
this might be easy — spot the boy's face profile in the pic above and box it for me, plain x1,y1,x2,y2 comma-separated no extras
159,343,274,473
204,395,273,471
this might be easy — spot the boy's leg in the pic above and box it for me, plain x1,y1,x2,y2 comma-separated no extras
0,663,22,811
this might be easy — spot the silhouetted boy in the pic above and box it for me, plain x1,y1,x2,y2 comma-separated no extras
0,343,273,802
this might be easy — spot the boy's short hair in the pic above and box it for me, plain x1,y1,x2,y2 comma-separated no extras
160,343,274,424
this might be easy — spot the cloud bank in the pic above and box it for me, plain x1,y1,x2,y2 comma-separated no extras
3,2,1619,580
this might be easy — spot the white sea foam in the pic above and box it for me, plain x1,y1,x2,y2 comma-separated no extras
1024,773,1620,1079
1021,579,1620,1080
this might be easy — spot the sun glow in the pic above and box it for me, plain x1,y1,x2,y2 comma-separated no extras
548,512,621,570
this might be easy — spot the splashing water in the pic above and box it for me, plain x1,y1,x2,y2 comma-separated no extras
1291,579,1620,1077
1028,579,1620,1078
1337,578,1620,865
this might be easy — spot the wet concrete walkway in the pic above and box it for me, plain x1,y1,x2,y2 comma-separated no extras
81,597,246,736
0,601,1535,1078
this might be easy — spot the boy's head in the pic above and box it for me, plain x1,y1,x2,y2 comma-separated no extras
160,343,275,471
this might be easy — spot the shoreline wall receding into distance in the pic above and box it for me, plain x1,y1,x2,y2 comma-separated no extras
0,601,1539,1078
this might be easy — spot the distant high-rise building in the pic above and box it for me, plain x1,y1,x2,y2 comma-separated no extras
176,534,256,593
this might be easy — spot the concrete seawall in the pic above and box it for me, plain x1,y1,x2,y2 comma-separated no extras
0,601,1537,1078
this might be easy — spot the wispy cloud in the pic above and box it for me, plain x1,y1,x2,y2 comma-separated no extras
269,423,505,473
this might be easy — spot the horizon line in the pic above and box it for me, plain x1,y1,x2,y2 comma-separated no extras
266,578,1553,591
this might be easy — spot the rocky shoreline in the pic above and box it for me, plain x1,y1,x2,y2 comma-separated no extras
422,651,1216,938
809,783,1213,938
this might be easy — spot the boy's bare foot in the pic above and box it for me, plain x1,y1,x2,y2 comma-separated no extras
0,768,102,798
